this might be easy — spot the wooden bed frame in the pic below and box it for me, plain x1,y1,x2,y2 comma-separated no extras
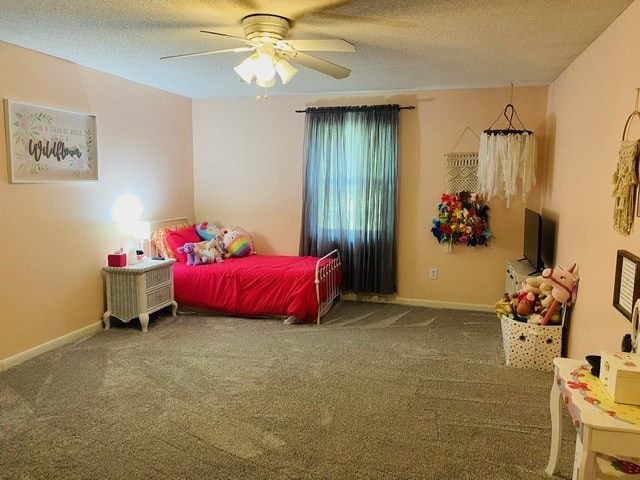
149,217,341,324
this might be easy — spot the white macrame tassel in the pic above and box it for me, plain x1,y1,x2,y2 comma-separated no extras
478,132,537,207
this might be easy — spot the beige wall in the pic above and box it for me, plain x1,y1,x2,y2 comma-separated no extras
10,0,637,364
193,87,548,308
0,42,194,365
545,0,640,359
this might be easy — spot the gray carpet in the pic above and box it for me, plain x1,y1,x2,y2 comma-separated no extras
0,301,577,479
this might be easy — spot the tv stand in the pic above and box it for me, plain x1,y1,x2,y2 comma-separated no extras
516,257,542,275
505,259,538,293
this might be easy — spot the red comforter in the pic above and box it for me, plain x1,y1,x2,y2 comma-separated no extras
173,254,330,323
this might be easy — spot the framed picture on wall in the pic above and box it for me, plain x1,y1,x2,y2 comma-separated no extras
3,99,98,183
613,249,640,320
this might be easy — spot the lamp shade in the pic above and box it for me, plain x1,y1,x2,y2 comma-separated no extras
253,53,276,82
132,221,151,241
256,77,276,88
275,59,298,85
234,56,256,84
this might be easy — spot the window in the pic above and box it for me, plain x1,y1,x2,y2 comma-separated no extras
299,105,399,295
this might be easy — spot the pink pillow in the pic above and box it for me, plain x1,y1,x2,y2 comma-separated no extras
151,223,189,259
165,225,201,263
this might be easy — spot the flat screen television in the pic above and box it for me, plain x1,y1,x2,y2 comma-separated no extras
523,208,544,273
540,215,556,269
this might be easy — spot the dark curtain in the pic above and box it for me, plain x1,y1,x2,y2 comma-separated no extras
299,104,399,295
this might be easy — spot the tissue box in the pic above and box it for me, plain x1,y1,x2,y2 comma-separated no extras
599,352,640,405
107,253,127,267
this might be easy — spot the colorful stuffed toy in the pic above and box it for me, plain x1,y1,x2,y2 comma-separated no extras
493,293,514,319
194,239,226,264
196,221,222,242
177,242,201,266
220,226,255,258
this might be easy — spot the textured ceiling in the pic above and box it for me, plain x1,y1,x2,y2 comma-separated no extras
0,0,634,98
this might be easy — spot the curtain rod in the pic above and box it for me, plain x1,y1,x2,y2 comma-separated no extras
295,105,415,113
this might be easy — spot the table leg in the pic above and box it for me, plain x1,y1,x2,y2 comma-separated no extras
545,378,562,476
576,427,596,480
139,313,149,333
170,300,178,317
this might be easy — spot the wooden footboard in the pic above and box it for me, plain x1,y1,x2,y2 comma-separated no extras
315,249,342,324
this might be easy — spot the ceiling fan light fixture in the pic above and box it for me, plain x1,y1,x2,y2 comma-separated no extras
234,56,256,83
253,53,276,82
275,59,298,85
256,76,276,88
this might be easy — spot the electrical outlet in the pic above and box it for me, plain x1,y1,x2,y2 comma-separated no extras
429,267,438,280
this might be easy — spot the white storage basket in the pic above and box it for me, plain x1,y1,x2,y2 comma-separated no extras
500,315,563,371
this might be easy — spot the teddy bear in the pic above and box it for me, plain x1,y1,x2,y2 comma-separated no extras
525,275,545,295
538,281,554,312
177,242,201,266
521,275,555,315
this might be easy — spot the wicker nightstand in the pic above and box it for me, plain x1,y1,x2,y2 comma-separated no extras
102,258,178,332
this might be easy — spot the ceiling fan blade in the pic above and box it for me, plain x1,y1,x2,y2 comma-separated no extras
280,39,355,52
200,30,256,47
161,46,254,60
289,52,351,79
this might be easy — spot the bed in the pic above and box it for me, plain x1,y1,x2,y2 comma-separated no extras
149,218,341,324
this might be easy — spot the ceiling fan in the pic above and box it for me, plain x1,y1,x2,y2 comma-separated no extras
161,14,356,88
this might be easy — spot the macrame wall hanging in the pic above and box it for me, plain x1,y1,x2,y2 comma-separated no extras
445,126,480,194
431,127,491,252
477,92,537,207
612,89,640,236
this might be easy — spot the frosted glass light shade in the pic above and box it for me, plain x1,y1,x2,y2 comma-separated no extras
234,57,256,84
234,53,296,88
275,59,298,85
256,76,276,88
254,53,276,82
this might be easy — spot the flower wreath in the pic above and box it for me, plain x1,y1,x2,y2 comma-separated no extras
431,192,492,246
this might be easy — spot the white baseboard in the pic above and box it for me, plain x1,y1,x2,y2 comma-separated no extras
0,322,103,372
340,294,493,313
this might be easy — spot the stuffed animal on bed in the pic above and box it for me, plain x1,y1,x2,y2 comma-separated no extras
220,226,255,258
177,242,201,266
196,221,222,242
194,240,226,264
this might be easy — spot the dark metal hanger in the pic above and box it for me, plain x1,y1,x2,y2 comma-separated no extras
484,103,532,136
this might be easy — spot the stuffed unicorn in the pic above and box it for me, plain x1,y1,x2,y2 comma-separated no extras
542,266,579,304
194,239,226,264
540,264,579,325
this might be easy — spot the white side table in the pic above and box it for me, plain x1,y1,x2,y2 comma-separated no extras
102,258,178,332
546,357,640,479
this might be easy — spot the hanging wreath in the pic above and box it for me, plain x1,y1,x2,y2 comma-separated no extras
431,192,492,246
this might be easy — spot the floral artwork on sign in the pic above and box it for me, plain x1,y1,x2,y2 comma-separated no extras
431,191,491,247
4,99,98,183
